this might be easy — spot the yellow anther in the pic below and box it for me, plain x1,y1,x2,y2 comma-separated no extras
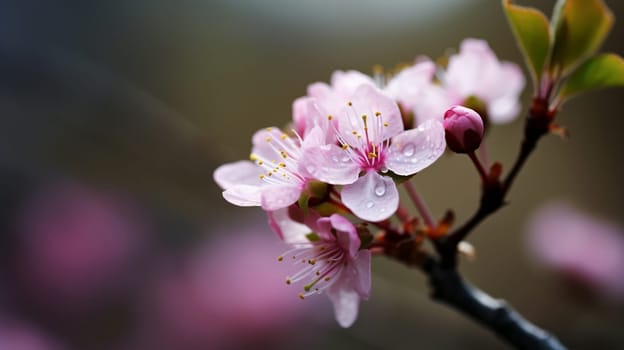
342,144,349,150
257,160,263,165
299,293,305,300
280,151,288,159
383,122,389,127
375,111,381,117
286,278,291,285
278,162,286,168
361,114,367,121
250,154,258,161
266,127,272,132
373,64,384,75
265,137,271,142
277,256,284,262
348,101,353,106
281,134,288,140
352,131,358,135
327,115,333,120
324,277,331,282
267,172,273,177
308,259,316,265
316,271,321,276
368,152,377,159
259,174,265,180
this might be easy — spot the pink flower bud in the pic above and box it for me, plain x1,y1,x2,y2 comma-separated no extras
443,105,484,153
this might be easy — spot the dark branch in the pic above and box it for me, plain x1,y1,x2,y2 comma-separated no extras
423,260,567,350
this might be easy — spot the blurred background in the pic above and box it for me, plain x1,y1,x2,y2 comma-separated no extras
0,0,623,349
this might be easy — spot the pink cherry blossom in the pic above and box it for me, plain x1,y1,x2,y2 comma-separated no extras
526,202,624,301
384,60,451,125
213,125,325,211
269,209,371,328
444,38,525,124
302,85,446,221
293,70,376,141
294,62,442,134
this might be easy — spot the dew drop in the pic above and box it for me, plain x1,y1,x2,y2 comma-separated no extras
374,183,386,196
402,143,415,157
365,201,374,209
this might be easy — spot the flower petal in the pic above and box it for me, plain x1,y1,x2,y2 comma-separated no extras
222,184,263,207
330,70,375,97
340,84,404,145
384,60,436,111
445,38,500,101
267,208,310,244
386,119,446,176
213,160,262,190
299,145,360,185
353,249,372,299
330,214,360,258
327,280,361,328
260,184,302,211
341,171,398,222
292,96,310,137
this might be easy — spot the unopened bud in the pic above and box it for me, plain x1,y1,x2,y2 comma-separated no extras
443,105,484,154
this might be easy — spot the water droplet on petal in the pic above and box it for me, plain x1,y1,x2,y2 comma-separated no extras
374,183,386,196
365,201,374,209
402,143,415,157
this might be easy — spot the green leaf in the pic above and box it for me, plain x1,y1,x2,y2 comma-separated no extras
558,53,624,99
550,0,614,76
502,0,551,87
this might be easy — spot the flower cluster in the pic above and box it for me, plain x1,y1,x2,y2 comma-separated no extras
214,38,524,327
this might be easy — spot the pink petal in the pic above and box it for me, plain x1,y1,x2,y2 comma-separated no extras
327,280,361,328
292,97,310,137
330,214,360,258
488,97,521,124
299,145,360,185
213,161,262,190
413,85,453,126
353,250,372,299
445,38,499,101
251,127,283,161
487,63,525,123
307,82,334,99
260,184,302,211
330,70,375,97
341,84,404,144
341,171,398,222
386,119,446,176
311,216,335,241
267,209,310,244
300,125,325,150
384,60,436,111
222,185,263,207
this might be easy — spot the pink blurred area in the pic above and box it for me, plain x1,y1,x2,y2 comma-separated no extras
3,179,321,350
0,321,65,350
526,202,624,301
130,227,317,350
12,182,147,315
